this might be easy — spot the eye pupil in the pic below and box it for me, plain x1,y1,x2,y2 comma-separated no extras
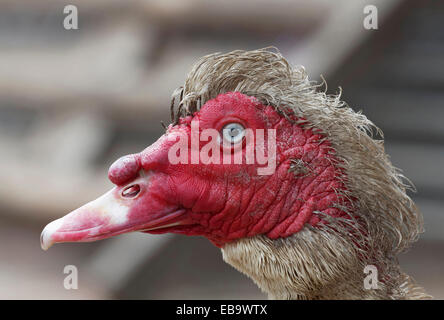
221,123,245,144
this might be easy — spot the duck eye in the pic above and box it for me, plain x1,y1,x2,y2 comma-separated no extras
221,123,245,144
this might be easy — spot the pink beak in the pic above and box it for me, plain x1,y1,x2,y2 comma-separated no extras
40,175,185,251
41,188,130,250
41,134,189,251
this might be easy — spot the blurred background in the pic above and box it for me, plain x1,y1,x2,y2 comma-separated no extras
0,0,443,299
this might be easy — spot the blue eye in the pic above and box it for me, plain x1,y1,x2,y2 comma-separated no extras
221,123,245,144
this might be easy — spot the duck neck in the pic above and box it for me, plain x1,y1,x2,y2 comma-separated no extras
221,230,427,299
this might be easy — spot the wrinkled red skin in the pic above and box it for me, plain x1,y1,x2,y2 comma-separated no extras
108,92,350,247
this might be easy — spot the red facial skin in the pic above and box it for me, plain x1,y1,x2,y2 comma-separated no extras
108,92,350,247
41,91,351,250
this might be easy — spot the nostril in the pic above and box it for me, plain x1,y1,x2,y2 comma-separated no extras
121,184,141,199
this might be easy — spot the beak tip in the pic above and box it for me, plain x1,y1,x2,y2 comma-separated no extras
40,228,53,251
40,218,64,251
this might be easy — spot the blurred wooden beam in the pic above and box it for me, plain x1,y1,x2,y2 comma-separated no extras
140,0,331,32
85,233,174,294
287,0,404,79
